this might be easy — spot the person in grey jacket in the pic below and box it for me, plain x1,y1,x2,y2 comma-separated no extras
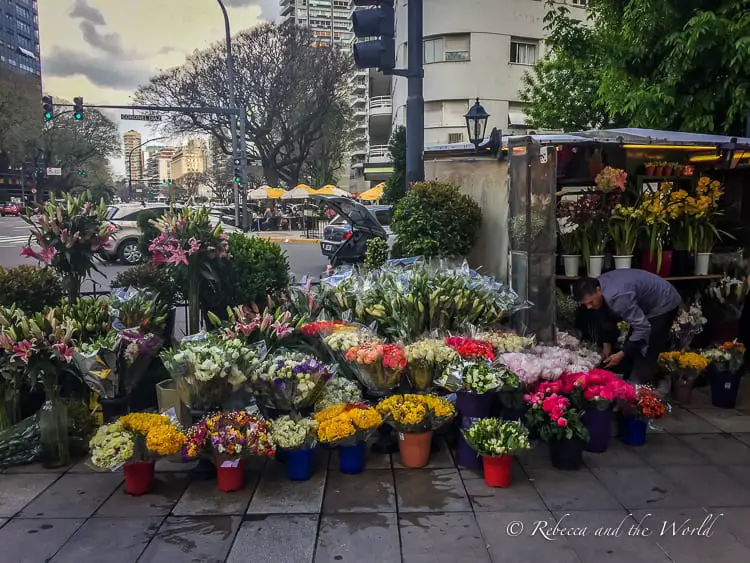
574,269,681,383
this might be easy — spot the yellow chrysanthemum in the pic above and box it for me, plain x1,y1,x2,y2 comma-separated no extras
120,413,170,436
145,424,187,456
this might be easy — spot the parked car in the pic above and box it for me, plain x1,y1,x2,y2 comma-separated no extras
0,202,21,217
314,196,391,266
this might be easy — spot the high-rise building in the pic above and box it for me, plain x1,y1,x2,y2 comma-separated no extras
281,0,353,46
144,146,176,187
0,0,41,83
170,139,209,181
123,130,144,183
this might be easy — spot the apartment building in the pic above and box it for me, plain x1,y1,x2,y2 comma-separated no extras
170,139,209,181
123,130,144,183
0,0,41,83
280,0,353,46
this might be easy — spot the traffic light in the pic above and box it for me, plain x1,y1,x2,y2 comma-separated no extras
73,97,84,120
233,158,242,184
42,95,54,121
352,0,395,71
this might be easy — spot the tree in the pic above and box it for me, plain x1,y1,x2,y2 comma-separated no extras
175,172,207,200
304,99,357,187
382,126,406,204
0,70,39,170
135,22,353,186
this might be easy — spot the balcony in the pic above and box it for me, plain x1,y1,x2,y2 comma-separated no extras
368,145,391,164
350,95,366,107
369,96,392,117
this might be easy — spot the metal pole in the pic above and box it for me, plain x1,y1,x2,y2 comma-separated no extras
239,111,249,231
216,0,240,228
127,150,133,201
405,0,424,186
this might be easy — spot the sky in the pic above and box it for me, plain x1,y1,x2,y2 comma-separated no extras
38,0,280,177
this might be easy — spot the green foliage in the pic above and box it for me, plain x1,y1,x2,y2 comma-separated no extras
364,237,389,270
137,209,161,258
392,181,482,258
58,297,111,341
111,264,181,308
382,126,406,205
0,266,62,312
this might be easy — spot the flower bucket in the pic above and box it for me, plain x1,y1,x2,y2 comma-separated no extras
640,250,672,277
670,250,694,277
663,166,673,176
562,255,581,277
710,370,741,409
582,408,613,453
216,458,245,492
548,437,584,470
694,253,711,276
654,166,664,176
285,447,316,481
645,165,655,176
398,431,433,468
456,391,493,426
482,455,513,488
613,255,633,270
671,376,694,405
339,442,367,474
620,417,648,446
588,255,605,277
456,434,483,469
123,460,155,496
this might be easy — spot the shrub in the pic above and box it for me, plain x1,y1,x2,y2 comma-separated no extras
392,181,482,258
365,237,389,270
137,209,161,258
383,126,406,204
0,265,62,312
111,264,181,307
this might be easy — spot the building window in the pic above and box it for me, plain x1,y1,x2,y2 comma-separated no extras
448,133,464,144
571,0,588,6
510,39,538,65
423,34,470,64
425,100,470,127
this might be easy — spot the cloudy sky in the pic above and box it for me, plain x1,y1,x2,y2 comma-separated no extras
39,0,279,176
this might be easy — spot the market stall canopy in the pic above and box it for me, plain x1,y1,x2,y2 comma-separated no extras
281,186,312,199
358,184,384,201
294,184,315,192
249,186,284,200
315,186,352,197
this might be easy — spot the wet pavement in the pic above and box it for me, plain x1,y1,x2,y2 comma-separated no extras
3,385,750,562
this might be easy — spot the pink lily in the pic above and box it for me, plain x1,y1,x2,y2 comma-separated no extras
39,247,57,265
11,340,35,364
53,341,75,363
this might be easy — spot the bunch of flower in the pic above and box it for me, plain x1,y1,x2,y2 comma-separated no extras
404,338,459,390
595,166,627,193
479,332,535,354
344,342,407,394
524,384,589,442
183,411,275,460
658,351,708,384
323,328,375,353
445,336,495,362
270,415,319,450
557,213,581,255
619,385,668,421
557,331,581,349
314,402,383,446
462,418,531,457
210,305,301,349
109,288,169,335
609,204,640,256
301,320,351,338
564,193,618,256
702,341,745,374
671,301,707,349
249,351,334,412
21,192,114,298
376,394,455,434
499,346,599,386
315,377,363,410
89,422,135,470
706,276,747,320
550,369,636,411
441,361,519,394
668,177,725,253
160,334,262,411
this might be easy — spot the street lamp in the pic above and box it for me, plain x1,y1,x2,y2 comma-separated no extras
465,98,490,149
128,136,168,200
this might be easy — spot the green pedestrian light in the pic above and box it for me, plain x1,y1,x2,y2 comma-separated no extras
73,97,84,121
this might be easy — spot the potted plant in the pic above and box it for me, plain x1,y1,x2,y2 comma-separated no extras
705,276,748,343
609,204,640,269
376,394,455,468
183,411,275,492
693,177,726,275
645,162,657,176
662,162,673,176
270,415,319,480
618,386,667,445
314,402,382,474
670,301,707,350
654,161,665,176
557,214,582,277
594,167,628,193
658,351,708,405
703,341,745,409
89,412,186,495
637,184,672,276
462,418,531,487
404,338,458,392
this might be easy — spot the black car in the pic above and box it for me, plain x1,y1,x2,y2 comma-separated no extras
314,196,390,266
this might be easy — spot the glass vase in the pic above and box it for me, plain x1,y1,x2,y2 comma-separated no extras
39,389,70,469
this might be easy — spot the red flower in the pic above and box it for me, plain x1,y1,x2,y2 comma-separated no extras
445,337,495,361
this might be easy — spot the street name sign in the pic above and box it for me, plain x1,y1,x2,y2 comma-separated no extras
46,167,62,176
120,114,163,122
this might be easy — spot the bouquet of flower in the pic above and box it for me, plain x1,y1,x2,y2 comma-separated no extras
658,351,708,384
702,341,745,374
344,342,407,395
182,411,275,461
671,301,707,349
445,336,495,362
557,331,581,349
249,351,333,413
58,297,111,341
376,394,455,434
479,331,535,354
404,338,459,391
524,386,589,443
89,412,186,470
270,415,319,450
440,360,518,394
552,369,636,411
160,334,262,411
619,385,668,421
109,287,169,335
595,166,627,192
209,305,302,350
315,377,362,411
706,276,747,320
499,346,600,386
462,418,531,457
301,320,352,338
314,402,383,447
609,204,640,256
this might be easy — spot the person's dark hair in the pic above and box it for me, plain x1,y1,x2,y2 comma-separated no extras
573,277,600,301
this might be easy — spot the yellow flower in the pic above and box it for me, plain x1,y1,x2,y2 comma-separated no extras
145,424,187,456
349,408,383,430
314,404,348,423
120,413,170,436
318,417,355,443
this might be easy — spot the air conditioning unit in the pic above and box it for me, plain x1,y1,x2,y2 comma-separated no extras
448,133,464,144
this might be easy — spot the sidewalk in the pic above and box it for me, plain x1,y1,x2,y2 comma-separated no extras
2,385,750,562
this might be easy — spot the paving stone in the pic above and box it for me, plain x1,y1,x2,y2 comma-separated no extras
0,473,59,517
226,515,317,563
247,463,326,514
583,441,647,468
475,510,581,563
463,462,547,512
3,462,72,474
632,433,711,466
677,433,750,465
721,465,750,492
323,469,395,513
657,465,750,508
95,473,191,517
659,406,722,434
400,512,490,563
515,443,554,473
0,518,84,563
714,507,750,548
528,467,621,511
0,518,6,528
137,516,240,563
50,517,162,563
592,466,699,510
173,474,258,516
393,439,455,469
732,432,750,447
18,473,122,518
328,449,391,470
155,457,198,472
688,408,750,433
315,513,399,563
550,510,672,563
67,458,97,473
395,468,472,513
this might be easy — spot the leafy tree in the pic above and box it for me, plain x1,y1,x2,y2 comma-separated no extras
174,172,207,200
382,126,406,204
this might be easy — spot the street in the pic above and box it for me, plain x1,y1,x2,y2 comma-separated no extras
0,216,328,293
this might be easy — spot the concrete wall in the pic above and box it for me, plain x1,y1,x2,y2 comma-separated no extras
423,155,508,281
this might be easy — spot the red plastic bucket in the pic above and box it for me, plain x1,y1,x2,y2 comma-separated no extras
123,460,155,496
640,250,673,277
482,455,513,488
216,458,246,492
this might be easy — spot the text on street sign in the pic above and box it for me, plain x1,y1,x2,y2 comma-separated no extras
120,114,163,122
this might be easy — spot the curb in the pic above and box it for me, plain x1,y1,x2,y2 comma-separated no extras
261,236,320,244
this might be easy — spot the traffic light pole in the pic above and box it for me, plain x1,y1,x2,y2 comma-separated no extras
238,111,249,231
405,0,424,185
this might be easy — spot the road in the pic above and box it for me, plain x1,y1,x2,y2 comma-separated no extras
0,216,328,293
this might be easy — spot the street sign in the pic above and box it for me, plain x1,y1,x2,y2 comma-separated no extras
46,167,62,176
120,114,162,122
